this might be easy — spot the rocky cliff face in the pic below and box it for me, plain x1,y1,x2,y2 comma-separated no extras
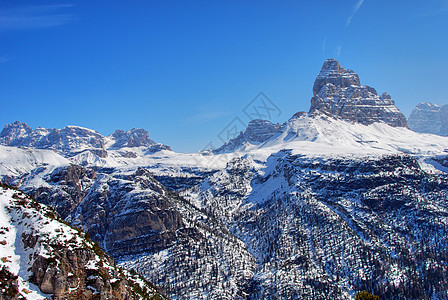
0,121,33,145
214,119,281,153
111,128,172,152
0,122,107,157
408,102,448,135
309,59,408,127
13,165,188,258
0,184,166,300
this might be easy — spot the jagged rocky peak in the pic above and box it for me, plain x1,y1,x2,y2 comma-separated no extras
312,58,361,95
244,119,281,143
214,119,281,153
110,128,172,151
111,128,155,147
309,59,408,127
0,120,33,144
56,126,105,149
0,121,106,156
408,102,448,135
0,122,172,156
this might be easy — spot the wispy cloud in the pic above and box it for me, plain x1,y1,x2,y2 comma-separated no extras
335,45,342,57
322,36,327,53
186,107,230,125
0,4,75,32
346,0,364,26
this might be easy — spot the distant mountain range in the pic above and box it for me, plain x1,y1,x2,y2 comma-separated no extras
1,59,448,299
0,121,171,158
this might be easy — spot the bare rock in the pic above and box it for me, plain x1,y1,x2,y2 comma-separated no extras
309,59,408,127
408,102,448,135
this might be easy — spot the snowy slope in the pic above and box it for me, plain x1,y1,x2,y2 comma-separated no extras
0,187,50,299
259,113,448,156
0,145,69,177
201,114,448,178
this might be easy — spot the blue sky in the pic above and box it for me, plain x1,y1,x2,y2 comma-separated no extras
1,0,447,152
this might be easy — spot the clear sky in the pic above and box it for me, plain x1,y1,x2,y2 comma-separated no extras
1,0,447,152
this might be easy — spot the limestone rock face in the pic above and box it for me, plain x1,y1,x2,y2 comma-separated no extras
312,58,360,95
111,128,171,151
243,119,281,144
408,102,448,135
309,59,408,127
0,121,33,145
0,121,106,157
17,165,192,257
28,164,97,219
81,167,188,256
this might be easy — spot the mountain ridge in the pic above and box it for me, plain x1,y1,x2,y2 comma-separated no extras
0,121,171,158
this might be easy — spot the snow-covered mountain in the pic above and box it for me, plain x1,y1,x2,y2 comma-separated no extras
408,102,448,136
1,58,448,299
0,121,171,159
0,183,165,300
109,128,172,152
246,113,448,161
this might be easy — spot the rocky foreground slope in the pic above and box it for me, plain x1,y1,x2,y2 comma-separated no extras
0,184,166,300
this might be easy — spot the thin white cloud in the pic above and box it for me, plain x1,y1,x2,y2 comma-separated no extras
346,0,364,26
0,4,75,32
335,45,342,57
322,36,327,53
185,108,230,125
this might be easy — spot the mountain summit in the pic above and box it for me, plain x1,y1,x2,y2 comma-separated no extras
309,58,408,127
